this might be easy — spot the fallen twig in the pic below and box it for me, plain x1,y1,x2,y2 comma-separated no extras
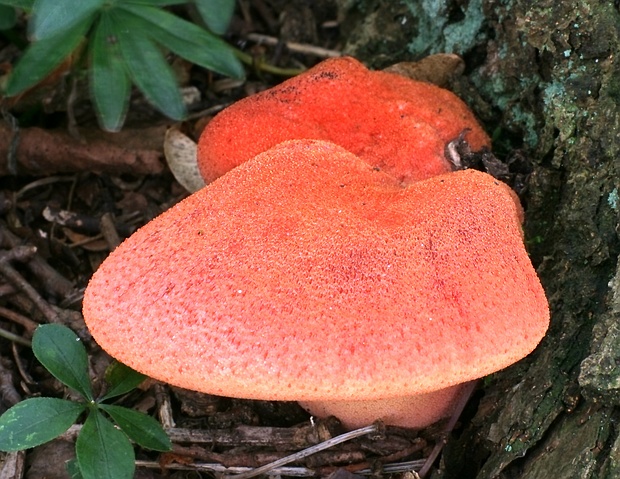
0,305,38,334
0,450,26,479
418,381,478,478
0,358,22,406
0,122,166,176
165,421,337,448
224,424,380,479
0,327,30,347
0,246,61,325
245,33,343,58
0,221,75,300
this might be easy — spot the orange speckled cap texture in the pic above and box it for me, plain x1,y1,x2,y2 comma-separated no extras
83,140,549,402
198,57,491,185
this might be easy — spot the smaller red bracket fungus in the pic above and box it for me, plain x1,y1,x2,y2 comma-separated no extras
83,139,549,430
197,56,490,185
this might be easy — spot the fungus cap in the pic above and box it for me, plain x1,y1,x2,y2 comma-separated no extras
84,139,549,428
197,57,490,184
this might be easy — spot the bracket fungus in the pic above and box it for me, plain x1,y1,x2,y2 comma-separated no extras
84,138,549,430
197,57,490,185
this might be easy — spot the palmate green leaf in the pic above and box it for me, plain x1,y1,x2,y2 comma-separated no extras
195,0,236,35
99,361,146,402
0,5,16,29
112,10,186,121
0,398,86,451
99,404,171,451
32,324,94,401
76,410,134,479
117,3,244,79
30,0,103,40
5,18,89,96
89,12,131,131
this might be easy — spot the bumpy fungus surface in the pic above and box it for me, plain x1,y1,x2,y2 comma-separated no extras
84,139,549,429
197,57,490,185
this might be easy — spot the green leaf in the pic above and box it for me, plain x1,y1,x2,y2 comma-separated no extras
5,19,89,96
76,410,134,479
0,0,34,9
99,361,145,402
0,5,16,29
124,0,187,5
32,324,94,401
89,13,131,131
66,459,84,479
30,0,103,40
195,0,235,35
99,404,171,451
0,398,86,451
118,4,244,79
112,10,186,121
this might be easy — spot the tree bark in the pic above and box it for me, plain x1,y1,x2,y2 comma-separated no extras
339,0,620,477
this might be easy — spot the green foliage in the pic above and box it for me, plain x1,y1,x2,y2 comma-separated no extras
0,6,18,29
0,398,86,451
196,0,235,36
32,321,94,401
2,0,243,131
0,0,33,30
0,0,34,8
77,410,135,479
0,324,171,479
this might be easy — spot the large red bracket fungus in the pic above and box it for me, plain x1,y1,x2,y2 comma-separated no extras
84,140,549,429
197,57,490,185
83,58,549,431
